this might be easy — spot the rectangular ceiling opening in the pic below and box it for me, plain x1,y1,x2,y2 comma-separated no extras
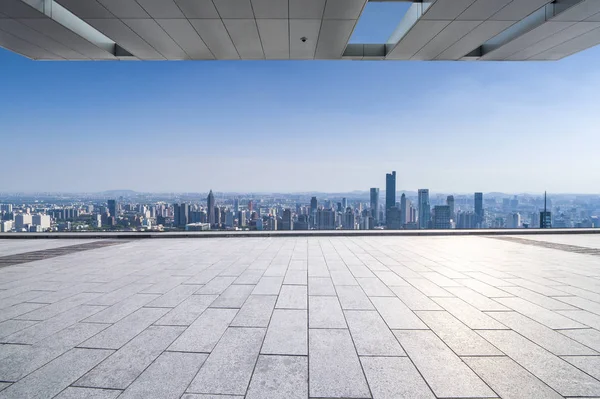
349,1,412,44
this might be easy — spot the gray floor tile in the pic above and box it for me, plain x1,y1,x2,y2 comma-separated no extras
558,295,600,315
496,297,587,329
0,320,38,340
390,285,443,310
357,277,395,297
0,302,47,323
252,276,283,295
188,327,265,395
155,294,217,326
79,307,169,350
460,278,513,297
561,355,600,380
119,352,207,399
308,277,336,296
276,285,307,309
210,284,254,308
145,284,200,308
283,270,307,285
479,329,600,397
361,356,435,399
489,311,597,355
196,277,236,295
0,348,112,399
501,286,577,310
445,286,510,311
336,285,374,310
464,356,563,399
75,325,184,389
370,297,428,329
182,395,242,399
231,295,276,327
261,309,307,355
309,296,346,328
416,311,502,356
330,270,358,286
557,310,600,329
405,278,452,297
394,330,496,398
345,310,405,356
15,292,100,321
234,270,264,285
84,293,159,324
434,297,508,330
373,270,409,287
246,355,308,399
559,328,600,352
168,308,238,352
309,329,370,398
54,387,122,399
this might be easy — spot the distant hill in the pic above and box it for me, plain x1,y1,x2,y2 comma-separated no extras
100,190,138,197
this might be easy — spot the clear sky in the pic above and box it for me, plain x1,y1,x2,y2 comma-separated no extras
1,3,600,194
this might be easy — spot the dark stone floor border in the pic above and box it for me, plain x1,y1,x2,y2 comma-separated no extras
489,236,600,256
0,240,129,268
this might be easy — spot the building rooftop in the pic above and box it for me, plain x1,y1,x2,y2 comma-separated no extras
2,0,600,61
1,233,599,398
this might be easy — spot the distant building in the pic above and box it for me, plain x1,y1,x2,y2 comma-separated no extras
32,214,51,230
457,211,476,229
342,198,348,210
474,192,484,227
207,190,215,225
342,208,356,230
173,203,189,227
400,194,407,226
433,205,451,229
107,199,117,218
507,212,521,229
386,207,402,230
310,197,318,227
280,209,293,230
185,223,210,231
316,209,335,230
540,192,552,228
446,195,455,221
295,214,310,230
385,171,396,218
0,220,13,232
238,211,247,228
370,188,379,224
418,189,430,229
14,214,32,231
234,198,239,213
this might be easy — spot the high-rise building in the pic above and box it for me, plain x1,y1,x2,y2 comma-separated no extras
446,195,455,221
234,198,239,213
342,198,348,210
281,209,293,230
14,213,32,231
474,192,484,227
310,196,318,227
457,211,476,229
370,188,380,224
400,194,407,226
107,199,117,218
173,203,189,227
342,208,355,230
207,190,215,225
540,191,552,228
418,189,430,229
295,214,310,230
248,200,253,212
213,206,221,226
316,209,335,230
385,171,396,217
433,205,451,229
386,207,402,230
507,212,521,229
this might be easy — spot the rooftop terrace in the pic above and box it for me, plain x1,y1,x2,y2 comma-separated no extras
1,234,600,398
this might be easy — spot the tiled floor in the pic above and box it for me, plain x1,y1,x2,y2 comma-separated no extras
0,235,599,399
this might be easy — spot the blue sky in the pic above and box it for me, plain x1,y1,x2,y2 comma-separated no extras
1,3,600,194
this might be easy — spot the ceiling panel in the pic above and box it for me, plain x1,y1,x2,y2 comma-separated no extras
507,21,600,59
251,0,287,19
85,18,163,59
0,18,88,59
481,21,574,60
213,0,254,19
256,18,288,59
19,18,115,59
289,18,320,58
174,0,219,18
97,0,149,19
136,0,185,19
422,0,478,20
412,20,481,60
438,20,514,59
0,0,45,18
0,29,61,59
123,18,188,59
387,20,450,59
323,0,366,20
457,0,513,21
55,0,114,19
223,19,263,59
315,19,355,59
156,19,213,59
289,0,325,19
490,0,552,21
529,25,600,59
189,19,239,59
553,0,600,22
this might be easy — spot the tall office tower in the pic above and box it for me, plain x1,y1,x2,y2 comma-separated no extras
400,194,407,226
540,191,552,228
234,198,239,213
213,206,221,226
418,189,431,229
107,199,117,218
295,214,310,230
316,209,336,230
310,196,318,227
385,171,396,217
433,205,451,229
507,212,521,229
370,188,380,223
336,202,342,213
281,209,293,230
173,203,189,227
510,195,519,211
207,190,215,225
342,198,348,210
342,208,356,230
474,192,484,227
457,211,475,229
386,207,402,230
248,200,253,212
446,195,455,221
239,211,246,227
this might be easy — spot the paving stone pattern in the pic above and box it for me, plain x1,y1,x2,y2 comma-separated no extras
0,235,599,398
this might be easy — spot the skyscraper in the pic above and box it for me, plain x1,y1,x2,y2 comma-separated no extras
234,198,239,213
386,207,402,230
342,208,355,230
385,171,396,217
446,195,455,221
173,203,189,227
310,196,318,228
107,199,117,218
433,205,451,229
342,198,348,210
474,192,484,227
400,194,407,226
207,190,215,225
281,209,293,230
418,189,430,229
540,191,552,228
370,188,380,224
316,208,335,230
